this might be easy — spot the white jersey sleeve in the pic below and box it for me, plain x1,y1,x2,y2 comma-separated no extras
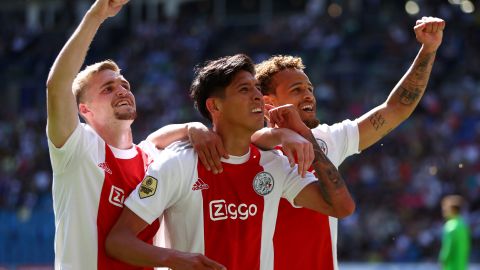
311,119,360,167
260,150,317,207
138,139,163,161
125,147,195,225
47,122,102,175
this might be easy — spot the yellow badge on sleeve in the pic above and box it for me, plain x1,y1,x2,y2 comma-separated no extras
139,176,158,199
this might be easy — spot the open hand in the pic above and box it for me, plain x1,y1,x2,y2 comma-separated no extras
188,123,228,174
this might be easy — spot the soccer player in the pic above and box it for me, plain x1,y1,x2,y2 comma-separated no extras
105,54,355,269
439,195,470,270
46,0,228,269
252,16,445,270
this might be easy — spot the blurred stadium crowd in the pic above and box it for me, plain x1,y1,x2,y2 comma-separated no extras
0,0,479,266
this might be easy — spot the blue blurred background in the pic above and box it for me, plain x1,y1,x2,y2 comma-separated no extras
0,0,479,268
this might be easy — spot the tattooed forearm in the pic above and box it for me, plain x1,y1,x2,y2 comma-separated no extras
397,50,436,106
399,86,421,105
304,131,345,192
369,112,386,130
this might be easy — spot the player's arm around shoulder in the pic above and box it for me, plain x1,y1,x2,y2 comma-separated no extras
266,104,355,218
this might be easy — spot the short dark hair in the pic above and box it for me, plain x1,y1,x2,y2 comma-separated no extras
190,54,255,121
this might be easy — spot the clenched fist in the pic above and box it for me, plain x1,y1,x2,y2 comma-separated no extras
414,16,445,52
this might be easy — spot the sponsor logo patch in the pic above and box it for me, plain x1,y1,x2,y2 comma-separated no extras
252,172,274,196
139,175,158,199
209,199,258,221
109,185,125,207
192,178,209,191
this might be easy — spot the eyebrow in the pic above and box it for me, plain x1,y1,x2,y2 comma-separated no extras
288,82,313,89
235,82,256,89
100,79,130,89
100,80,115,89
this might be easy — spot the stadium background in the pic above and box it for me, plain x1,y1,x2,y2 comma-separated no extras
0,0,479,269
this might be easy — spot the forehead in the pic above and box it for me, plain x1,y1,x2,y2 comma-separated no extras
228,70,257,88
272,68,310,89
90,69,124,86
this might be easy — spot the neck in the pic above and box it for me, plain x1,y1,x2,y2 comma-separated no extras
89,120,134,149
214,124,252,157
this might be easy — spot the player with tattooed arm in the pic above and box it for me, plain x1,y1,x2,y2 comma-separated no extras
252,16,445,270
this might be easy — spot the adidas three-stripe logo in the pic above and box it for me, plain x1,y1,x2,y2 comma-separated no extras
192,178,209,191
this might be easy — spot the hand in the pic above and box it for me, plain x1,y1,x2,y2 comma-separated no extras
277,128,314,178
89,0,129,21
168,251,226,270
188,123,228,174
265,104,310,135
414,16,445,52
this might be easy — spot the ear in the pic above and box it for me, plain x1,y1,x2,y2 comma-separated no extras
206,97,222,116
78,103,91,117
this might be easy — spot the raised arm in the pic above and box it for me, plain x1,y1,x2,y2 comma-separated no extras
106,207,226,270
356,17,445,151
46,0,128,147
267,105,355,218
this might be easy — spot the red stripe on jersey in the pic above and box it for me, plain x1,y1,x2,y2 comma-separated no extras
274,200,333,270
199,145,264,270
273,146,334,270
97,145,160,270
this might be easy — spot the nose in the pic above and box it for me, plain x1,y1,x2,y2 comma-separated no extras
252,86,262,101
303,89,314,101
116,86,128,97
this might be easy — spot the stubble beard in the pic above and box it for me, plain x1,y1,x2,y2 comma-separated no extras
303,117,320,129
114,110,137,120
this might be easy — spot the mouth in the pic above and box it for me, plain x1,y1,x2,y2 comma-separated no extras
299,103,315,113
113,99,133,108
251,107,263,114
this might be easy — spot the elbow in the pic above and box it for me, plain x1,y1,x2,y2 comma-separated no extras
46,75,57,92
335,198,356,219
105,231,122,259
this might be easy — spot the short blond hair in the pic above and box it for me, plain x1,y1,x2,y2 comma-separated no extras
255,55,305,95
72,60,120,104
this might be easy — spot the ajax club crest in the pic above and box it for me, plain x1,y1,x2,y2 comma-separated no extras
253,172,274,196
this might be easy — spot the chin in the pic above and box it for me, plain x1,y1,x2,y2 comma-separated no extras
303,117,320,129
114,111,137,120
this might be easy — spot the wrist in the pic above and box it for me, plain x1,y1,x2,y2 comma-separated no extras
85,9,107,24
420,44,439,54
160,248,180,268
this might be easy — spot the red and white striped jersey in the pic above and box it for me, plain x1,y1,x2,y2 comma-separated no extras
48,123,162,270
125,142,317,270
273,119,359,270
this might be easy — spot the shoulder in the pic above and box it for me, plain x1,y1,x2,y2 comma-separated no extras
311,119,358,136
256,147,291,168
149,140,197,173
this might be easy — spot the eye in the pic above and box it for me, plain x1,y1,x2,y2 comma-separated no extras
102,87,113,94
291,87,301,93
